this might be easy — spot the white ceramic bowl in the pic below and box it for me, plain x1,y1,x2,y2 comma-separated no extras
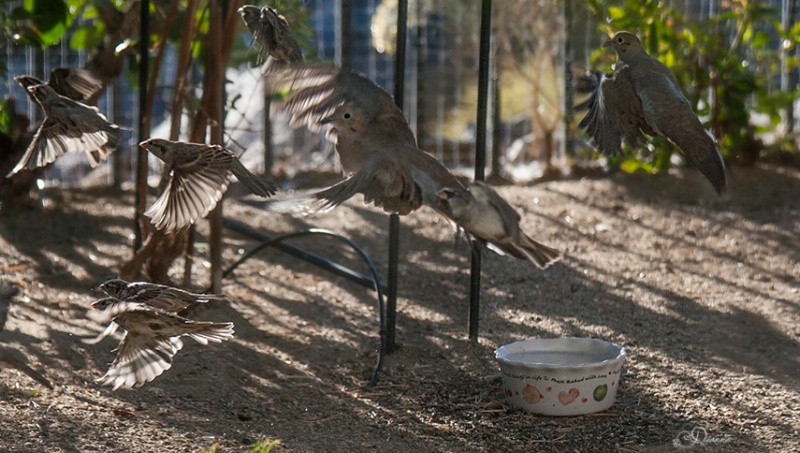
495,337,627,416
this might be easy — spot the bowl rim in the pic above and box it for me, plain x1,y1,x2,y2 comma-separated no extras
494,337,627,368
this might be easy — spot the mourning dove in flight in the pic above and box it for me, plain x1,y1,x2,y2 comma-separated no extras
436,182,561,269
578,31,726,194
94,302,234,390
140,138,276,232
238,4,303,68
262,63,560,266
7,80,123,177
262,63,458,215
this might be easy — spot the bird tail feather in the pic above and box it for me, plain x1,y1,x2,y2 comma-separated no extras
185,322,235,345
231,159,277,197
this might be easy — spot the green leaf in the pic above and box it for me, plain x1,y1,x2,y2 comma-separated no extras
608,6,626,20
70,24,105,50
0,99,14,137
620,158,654,174
23,0,70,47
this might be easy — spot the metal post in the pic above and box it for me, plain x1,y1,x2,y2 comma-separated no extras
112,81,124,192
386,0,408,354
490,56,501,177
563,0,576,159
134,0,150,251
415,1,426,144
339,0,351,70
469,0,492,342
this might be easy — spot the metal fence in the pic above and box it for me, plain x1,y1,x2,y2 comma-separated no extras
1,0,797,188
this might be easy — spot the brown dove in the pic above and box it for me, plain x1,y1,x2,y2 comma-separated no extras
578,31,726,194
436,182,561,269
261,63,459,214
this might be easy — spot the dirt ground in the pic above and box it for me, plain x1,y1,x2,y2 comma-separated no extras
0,162,797,453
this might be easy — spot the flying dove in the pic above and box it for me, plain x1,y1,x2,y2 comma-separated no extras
578,31,726,194
262,63,456,215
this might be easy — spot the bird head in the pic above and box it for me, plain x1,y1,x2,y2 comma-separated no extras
238,5,262,25
97,278,127,297
139,138,171,161
14,75,45,90
603,31,644,58
435,187,471,218
320,102,370,136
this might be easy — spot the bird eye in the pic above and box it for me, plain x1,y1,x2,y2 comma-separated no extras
617,37,623,43
343,113,351,119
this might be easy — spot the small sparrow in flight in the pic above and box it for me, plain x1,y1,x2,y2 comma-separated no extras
7,78,123,177
94,303,234,390
140,138,276,231
238,4,303,66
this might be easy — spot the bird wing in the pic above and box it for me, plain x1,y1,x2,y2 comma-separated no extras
6,108,117,177
49,67,103,103
263,7,303,63
96,333,183,390
578,65,652,156
263,63,392,134
230,157,276,197
144,146,234,231
81,321,120,345
635,70,726,193
264,150,423,215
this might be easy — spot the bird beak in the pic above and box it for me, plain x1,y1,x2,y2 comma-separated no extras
320,115,334,125
138,141,149,149
602,39,614,48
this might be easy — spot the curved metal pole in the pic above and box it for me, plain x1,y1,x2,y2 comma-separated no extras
220,228,386,386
